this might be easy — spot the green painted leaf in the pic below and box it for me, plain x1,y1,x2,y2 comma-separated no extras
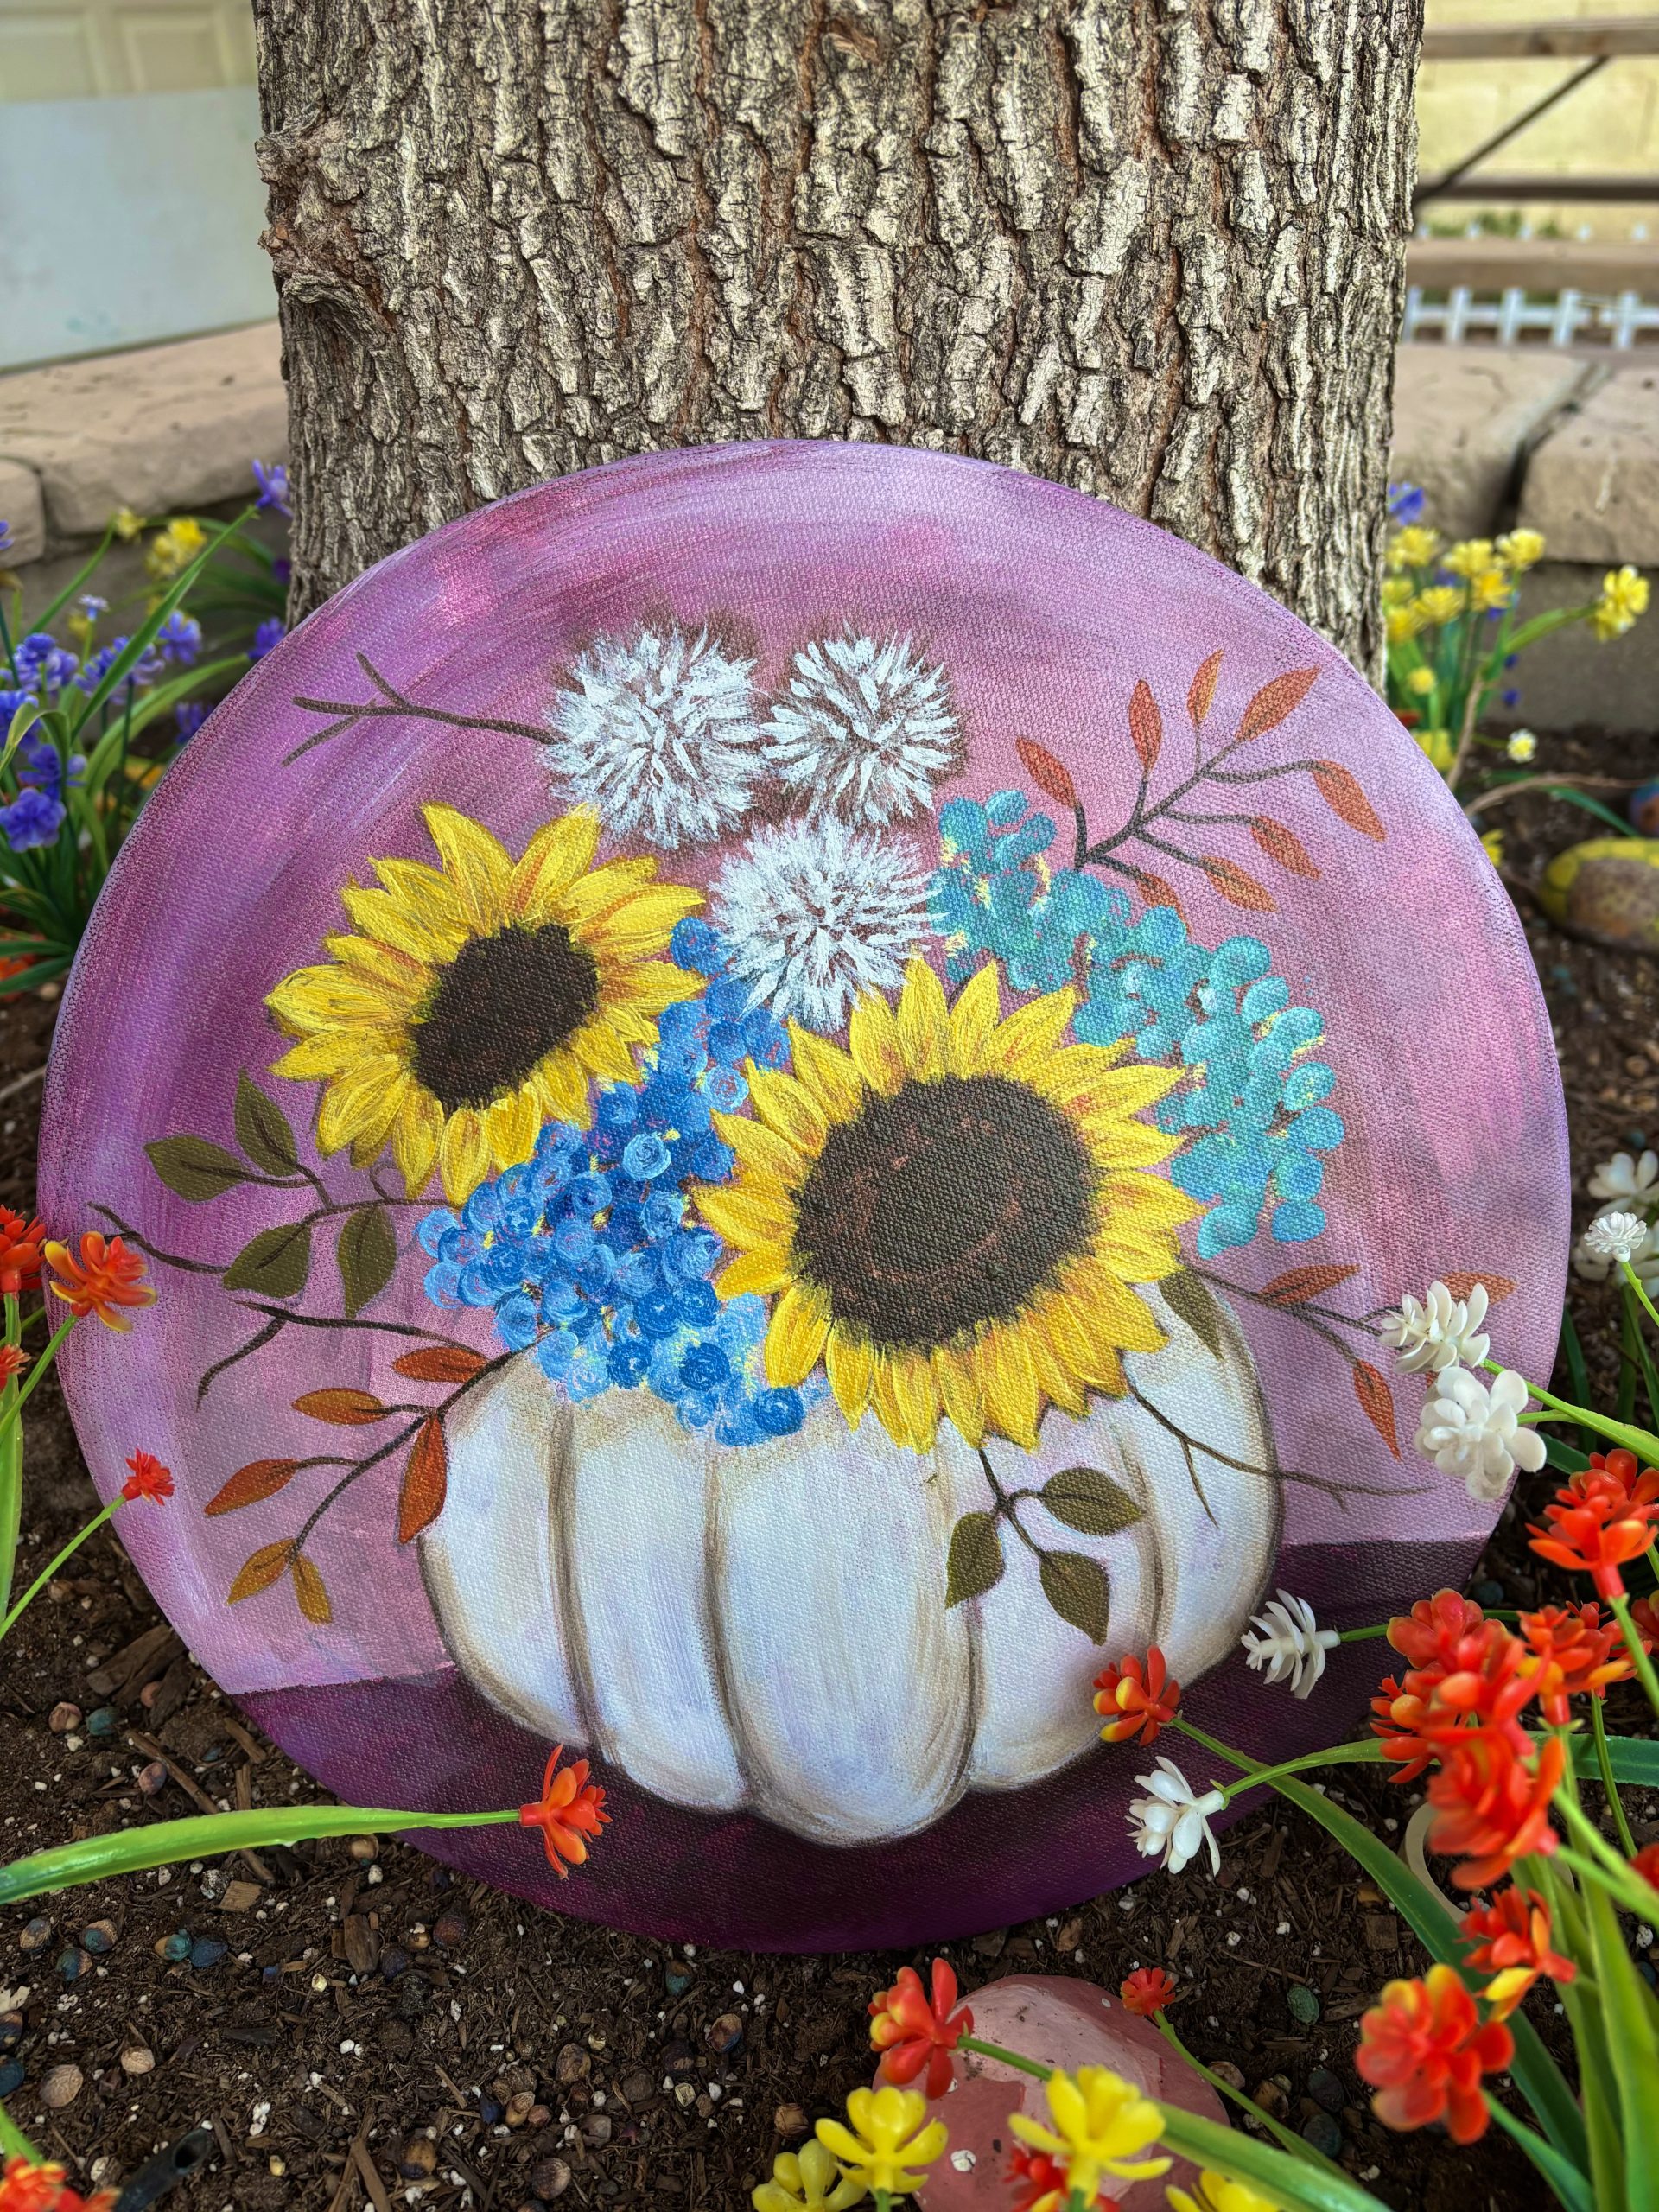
1039,1551,1110,1643
1041,1465,1143,1537
338,1205,397,1319
234,1072,299,1175
222,1221,312,1299
944,1512,1003,1607
146,1134,252,1202
1161,1268,1224,1357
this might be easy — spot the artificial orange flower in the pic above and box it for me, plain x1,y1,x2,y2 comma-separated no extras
1460,1886,1575,2019
1387,1588,1495,1678
0,954,32,984
869,1958,973,2100
1118,1967,1177,2018
1578,1447,1659,1510
0,2158,118,2212
0,1344,28,1382
1005,2142,1087,2212
120,1449,174,1504
1093,1649,1181,1745
0,1206,46,1297
1529,1472,1658,1599
1371,1613,1538,1782
1427,1731,1564,1890
1517,1602,1632,1725
45,1231,156,1332
517,1745,608,1877
1356,1964,1512,2144
1635,1842,1659,1898
1429,1625,1539,1750
1370,1675,1443,1784
1631,1594,1659,1651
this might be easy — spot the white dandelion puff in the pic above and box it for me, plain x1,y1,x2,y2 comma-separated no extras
1380,1281,1490,1374
544,626,765,850
711,815,933,1032
1126,1758,1226,1878
1414,1367,1545,1503
762,633,964,827
1240,1590,1340,1699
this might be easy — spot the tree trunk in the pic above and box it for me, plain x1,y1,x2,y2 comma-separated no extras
252,0,1421,672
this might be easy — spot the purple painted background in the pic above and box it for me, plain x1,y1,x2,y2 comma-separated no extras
41,442,1568,1948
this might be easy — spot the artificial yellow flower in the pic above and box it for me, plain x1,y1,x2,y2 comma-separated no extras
1592,564,1649,642
1167,2171,1288,2212
1414,585,1466,626
1384,604,1424,645
1441,538,1494,579
815,2087,945,2200
267,802,702,1205
1495,527,1545,571
1469,566,1514,613
1414,728,1454,774
144,516,207,582
1009,2067,1171,2200
111,505,145,541
1506,729,1537,764
1380,575,1414,608
1481,829,1505,868
1404,666,1436,697
696,958,1197,1452
753,2139,868,2212
1386,524,1440,572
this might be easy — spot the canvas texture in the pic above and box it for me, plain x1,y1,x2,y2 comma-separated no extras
40,442,1569,1949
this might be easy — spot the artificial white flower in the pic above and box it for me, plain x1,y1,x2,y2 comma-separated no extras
1582,1211,1648,1265
1380,1281,1490,1374
1414,1367,1545,1502
762,633,963,827
1573,1219,1659,1286
711,814,933,1030
1588,1149,1659,1205
1126,1757,1227,1878
544,626,764,849
1505,729,1537,764
1240,1590,1340,1699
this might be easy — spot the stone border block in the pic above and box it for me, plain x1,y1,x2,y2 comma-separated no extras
1389,346,1595,540
1519,365,1659,569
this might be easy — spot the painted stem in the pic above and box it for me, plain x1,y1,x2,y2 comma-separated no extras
0,1497,120,1641
0,1803,519,1905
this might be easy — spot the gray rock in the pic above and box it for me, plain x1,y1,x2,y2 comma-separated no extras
1521,365,1659,567
1390,346,1593,540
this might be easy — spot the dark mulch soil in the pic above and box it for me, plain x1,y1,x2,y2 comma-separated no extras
3,737,1658,2212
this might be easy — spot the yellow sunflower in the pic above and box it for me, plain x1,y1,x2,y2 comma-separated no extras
694,957,1199,1452
266,802,701,1204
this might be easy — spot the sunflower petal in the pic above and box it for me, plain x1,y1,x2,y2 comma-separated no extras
266,966,403,1034
370,855,466,938
554,856,659,928
271,1031,379,1082
889,1348,941,1449
393,1089,443,1197
946,959,1001,1075
486,1084,542,1170
987,985,1077,1075
976,1327,1040,1448
323,929,430,999
712,1109,810,1188
616,958,703,1014
932,1344,987,1446
1057,1062,1184,1120
825,1328,874,1427
584,884,704,960
1065,1259,1169,1351
848,988,906,1097
348,1068,413,1166
694,1180,797,1251
787,1025,865,1122
895,957,948,1081
437,1108,493,1205
765,1283,830,1388
716,1246,793,1299
570,1019,639,1084
746,1068,829,1158
1099,1171,1203,1231
317,1055,409,1154
510,807,601,918
531,1052,592,1126
340,880,462,966
422,804,513,934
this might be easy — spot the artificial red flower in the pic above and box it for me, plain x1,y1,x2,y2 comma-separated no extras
1387,1589,1495,1679
0,1206,46,1297
0,1344,28,1382
121,1449,174,1504
1370,1675,1443,1784
1634,1842,1659,1899
1517,1602,1632,1725
1460,1886,1575,2018
0,2158,117,2212
45,1231,156,1332
517,1745,609,1877
1007,2142,1096,2212
1578,1448,1659,1510
1631,1594,1659,1652
1119,1967,1177,2018
869,1958,973,2099
1356,1963,1513,2144
1371,1616,1537,1782
1093,1648,1181,1745
1427,1731,1564,1890
1529,1473,1657,1599
1430,1626,1538,1750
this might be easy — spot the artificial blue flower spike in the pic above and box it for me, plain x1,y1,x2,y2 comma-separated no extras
417,920,816,1446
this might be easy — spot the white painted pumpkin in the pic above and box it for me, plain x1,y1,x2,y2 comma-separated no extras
420,1281,1280,1845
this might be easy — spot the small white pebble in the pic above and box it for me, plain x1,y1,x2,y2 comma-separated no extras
950,2150,977,2172
1276,1922,1291,1936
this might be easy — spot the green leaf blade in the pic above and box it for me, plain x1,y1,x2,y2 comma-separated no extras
338,1205,396,1318
944,1511,1003,1607
1038,1550,1110,1643
234,1071,299,1175
146,1134,253,1202
222,1221,312,1299
1040,1465,1143,1537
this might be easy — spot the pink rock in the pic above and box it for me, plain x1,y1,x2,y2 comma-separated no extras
912,1975,1227,2209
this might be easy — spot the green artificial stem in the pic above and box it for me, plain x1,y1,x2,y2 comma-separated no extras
1166,1713,1386,1801
0,2096,41,2165
1608,1591,1659,1721
0,1802,520,1905
1621,1259,1659,1345
0,1497,120,1643
1590,1697,1638,1858
1551,1805,1659,1921
1485,1357,1659,1463
0,1292,20,1619
0,1311,77,1445
957,2034,1052,2083
1155,2016,1338,2176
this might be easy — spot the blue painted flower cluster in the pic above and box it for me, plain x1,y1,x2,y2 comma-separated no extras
931,790,1343,1255
417,920,823,1445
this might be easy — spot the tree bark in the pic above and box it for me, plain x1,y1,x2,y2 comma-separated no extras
252,0,1421,673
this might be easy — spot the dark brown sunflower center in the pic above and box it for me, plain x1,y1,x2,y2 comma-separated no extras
409,922,601,1115
791,1072,1095,1350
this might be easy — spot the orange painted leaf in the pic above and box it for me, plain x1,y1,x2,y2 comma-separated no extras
206,1459,301,1516
1249,817,1320,880
228,1540,293,1605
1259,1264,1360,1306
1128,680,1162,775
397,1419,448,1544
1237,667,1319,742
290,1551,333,1626
1198,855,1276,912
1128,869,1185,924
1311,760,1386,842
1354,1362,1401,1458
292,1387,388,1426
1441,1271,1516,1306
1016,737,1079,811
1188,649,1223,728
391,1344,489,1385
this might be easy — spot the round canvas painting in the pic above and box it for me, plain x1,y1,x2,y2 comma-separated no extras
41,442,1567,1949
